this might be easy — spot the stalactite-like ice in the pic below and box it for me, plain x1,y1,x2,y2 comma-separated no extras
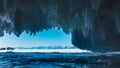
0,0,120,52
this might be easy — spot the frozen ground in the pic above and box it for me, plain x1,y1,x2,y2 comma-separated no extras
0,52,120,68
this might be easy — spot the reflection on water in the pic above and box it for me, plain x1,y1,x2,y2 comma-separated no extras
0,52,120,68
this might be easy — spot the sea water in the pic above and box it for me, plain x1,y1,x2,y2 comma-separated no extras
0,49,120,68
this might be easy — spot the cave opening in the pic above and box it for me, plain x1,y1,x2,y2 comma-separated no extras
0,27,90,53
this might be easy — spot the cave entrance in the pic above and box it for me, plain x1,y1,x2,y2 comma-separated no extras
0,27,90,53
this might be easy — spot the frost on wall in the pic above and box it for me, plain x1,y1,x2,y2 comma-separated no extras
0,0,120,52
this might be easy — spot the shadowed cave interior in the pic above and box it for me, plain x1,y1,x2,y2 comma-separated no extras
0,0,120,52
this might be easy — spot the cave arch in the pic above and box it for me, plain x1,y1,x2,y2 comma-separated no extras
0,0,120,52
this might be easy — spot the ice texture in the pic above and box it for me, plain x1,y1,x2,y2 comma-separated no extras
0,0,120,52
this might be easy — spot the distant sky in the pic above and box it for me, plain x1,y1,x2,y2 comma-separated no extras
0,28,72,48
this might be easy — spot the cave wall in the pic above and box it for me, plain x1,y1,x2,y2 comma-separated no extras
0,0,120,52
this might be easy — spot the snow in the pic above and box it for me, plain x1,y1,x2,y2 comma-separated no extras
0,49,90,53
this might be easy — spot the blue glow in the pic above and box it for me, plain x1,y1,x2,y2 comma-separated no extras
0,28,72,47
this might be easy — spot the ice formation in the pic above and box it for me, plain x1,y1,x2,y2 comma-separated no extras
0,0,120,52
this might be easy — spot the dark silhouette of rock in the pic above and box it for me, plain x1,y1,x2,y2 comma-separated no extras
0,48,5,50
6,47,14,50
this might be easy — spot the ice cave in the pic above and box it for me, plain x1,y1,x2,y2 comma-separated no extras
0,0,120,52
